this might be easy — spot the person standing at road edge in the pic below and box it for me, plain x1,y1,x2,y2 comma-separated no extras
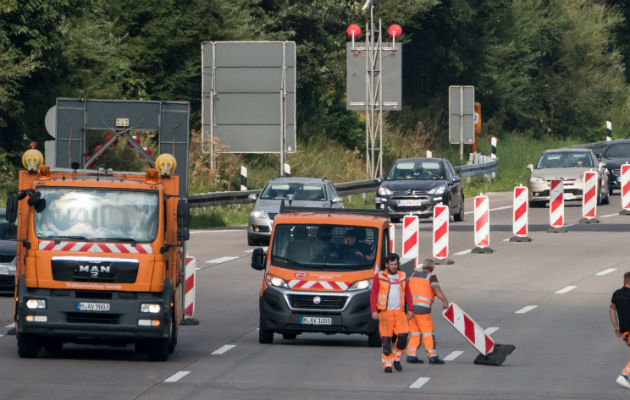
610,271,630,389
371,253,411,373
406,258,448,364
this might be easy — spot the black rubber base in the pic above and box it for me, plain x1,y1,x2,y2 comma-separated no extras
620,210,630,216
546,227,567,233
472,246,493,254
474,343,516,366
578,218,599,224
509,236,532,242
180,318,200,326
433,258,454,265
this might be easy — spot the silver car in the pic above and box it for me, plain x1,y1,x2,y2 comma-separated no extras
247,178,344,246
0,208,17,294
527,148,609,207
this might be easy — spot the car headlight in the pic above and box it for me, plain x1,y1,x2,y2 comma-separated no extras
348,279,371,291
377,187,393,196
26,299,46,309
140,303,161,313
250,210,268,219
427,185,446,195
529,176,545,183
265,273,288,288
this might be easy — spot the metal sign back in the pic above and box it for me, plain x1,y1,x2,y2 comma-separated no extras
449,85,475,144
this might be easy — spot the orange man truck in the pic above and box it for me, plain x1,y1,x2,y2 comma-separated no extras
6,149,189,360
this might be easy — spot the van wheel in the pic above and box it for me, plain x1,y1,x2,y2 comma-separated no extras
259,315,274,344
367,330,382,347
18,333,40,358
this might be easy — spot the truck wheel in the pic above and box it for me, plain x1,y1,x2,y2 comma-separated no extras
147,338,169,361
259,315,274,344
168,315,178,354
43,338,63,352
18,333,40,358
367,330,382,347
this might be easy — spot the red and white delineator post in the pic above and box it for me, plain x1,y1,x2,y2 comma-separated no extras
472,195,493,253
620,164,630,216
548,179,567,232
180,256,199,325
579,171,599,224
402,215,419,271
432,205,453,264
510,186,531,242
443,303,515,366
388,223,395,253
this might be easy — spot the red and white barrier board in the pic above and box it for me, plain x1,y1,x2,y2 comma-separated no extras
549,180,564,227
443,303,495,356
621,164,630,211
402,215,419,269
512,186,528,237
581,171,597,219
388,223,395,253
184,256,196,318
432,205,449,260
474,195,490,248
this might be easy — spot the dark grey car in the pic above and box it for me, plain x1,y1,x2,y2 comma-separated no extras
247,178,344,246
0,208,17,294
597,139,630,195
374,158,464,222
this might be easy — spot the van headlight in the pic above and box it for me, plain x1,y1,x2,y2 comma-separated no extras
265,273,288,288
250,210,268,218
348,279,371,291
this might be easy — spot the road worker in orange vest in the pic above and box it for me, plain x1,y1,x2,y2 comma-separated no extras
370,253,412,373
406,258,449,364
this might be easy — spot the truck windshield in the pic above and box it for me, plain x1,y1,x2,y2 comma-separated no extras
34,188,159,243
270,224,378,271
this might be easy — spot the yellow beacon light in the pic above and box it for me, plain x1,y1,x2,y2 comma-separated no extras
22,149,44,173
155,154,177,177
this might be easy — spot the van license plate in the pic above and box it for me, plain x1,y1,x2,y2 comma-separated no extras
300,316,332,325
77,302,110,312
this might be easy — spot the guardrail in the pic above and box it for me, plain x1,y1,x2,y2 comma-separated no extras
188,156,498,208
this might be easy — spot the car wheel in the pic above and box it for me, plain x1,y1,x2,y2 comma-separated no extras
453,195,464,222
367,329,382,347
282,332,297,340
390,217,401,223
602,189,610,205
529,200,543,208
259,314,274,344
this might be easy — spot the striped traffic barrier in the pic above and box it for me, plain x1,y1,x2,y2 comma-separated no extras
620,164,630,216
240,166,247,191
548,179,567,233
510,186,531,242
180,256,199,325
442,303,515,366
472,195,492,253
579,171,599,224
402,215,419,270
432,205,453,264
388,223,395,253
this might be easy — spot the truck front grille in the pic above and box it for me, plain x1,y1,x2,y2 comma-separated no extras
66,312,119,324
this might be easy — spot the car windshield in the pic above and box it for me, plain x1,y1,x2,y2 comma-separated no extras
0,214,16,240
34,188,159,242
270,224,378,271
260,182,327,201
385,160,445,181
536,152,593,169
603,143,630,159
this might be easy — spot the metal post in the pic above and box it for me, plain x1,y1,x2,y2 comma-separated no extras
459,86,464,161
280,42,287,176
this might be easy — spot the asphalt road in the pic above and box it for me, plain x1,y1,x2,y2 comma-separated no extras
0,192,628,400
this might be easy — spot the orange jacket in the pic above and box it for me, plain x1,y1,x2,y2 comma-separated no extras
370,270,411,312
408,269,436,314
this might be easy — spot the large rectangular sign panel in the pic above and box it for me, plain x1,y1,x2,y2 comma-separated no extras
201,41,296,153
448,85,475,144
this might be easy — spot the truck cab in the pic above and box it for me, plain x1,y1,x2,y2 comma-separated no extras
251,207,391,346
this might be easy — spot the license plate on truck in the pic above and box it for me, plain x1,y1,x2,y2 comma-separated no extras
77,302,110,312
300,316,332,325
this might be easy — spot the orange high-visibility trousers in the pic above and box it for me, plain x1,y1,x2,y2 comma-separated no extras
622,332,630,377
406,313,437,359
378,309,409,368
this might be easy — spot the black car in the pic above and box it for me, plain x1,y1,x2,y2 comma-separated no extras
375,158,464,222
0,208,17,294
597,139,630,194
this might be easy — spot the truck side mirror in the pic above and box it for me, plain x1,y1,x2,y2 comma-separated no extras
177,227,190,242
177,198,190,229
251,248,266,270
6,195,17,223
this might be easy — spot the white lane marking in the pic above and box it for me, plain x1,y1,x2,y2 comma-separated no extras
601,214,618,218
484,327,499,335
164,371,190,383
515,305,538,314
195,267,201,271
211,344,236,355
454,249,472,256
191,229,246,234
464,205,512,215
444,350,464,361
596,268,616,276
409,377,431,389
206,256,239,264
244,249,254,253
0,334,4,338
5,323,14,329
555,285,577,294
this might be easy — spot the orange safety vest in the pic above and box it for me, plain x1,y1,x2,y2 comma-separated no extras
408,270,435,314
376,271,407,311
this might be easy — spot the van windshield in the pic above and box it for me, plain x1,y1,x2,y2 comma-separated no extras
270,224,378,271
